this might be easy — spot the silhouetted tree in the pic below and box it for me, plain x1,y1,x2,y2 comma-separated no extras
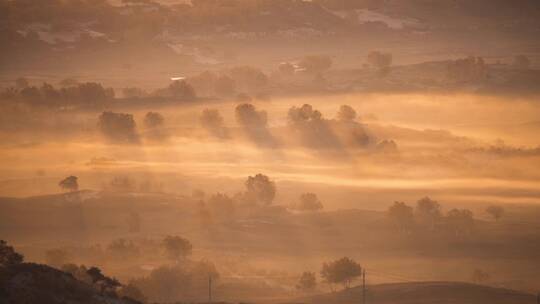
131,261,219,303
200,108,228,138
131,265,190,303
288,104,322,125
235,104,275,146
287,104,347,150
336,105,357,122
59,176,79,192
415,197,441,230
321,257,362,289
167,80,196,100
87,266,121,294
144,112,164,129
0,240,23,267
77,82,114,103
387,201,414,232
296,271,317,292
162,236,192,262
235,103,268,127
486,205,504,221
245,173,276,205
291,193,323,211
98,111,139,144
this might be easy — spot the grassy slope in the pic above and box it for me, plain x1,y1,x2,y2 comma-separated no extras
298,281,536,304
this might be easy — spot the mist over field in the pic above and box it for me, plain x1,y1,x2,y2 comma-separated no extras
1,1,540,304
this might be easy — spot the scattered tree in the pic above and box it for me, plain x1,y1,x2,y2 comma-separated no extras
59,176,79,192
288,104,323,125
296,271,317,292
235,104,275,146
144,112,164,129
87,266,122,294
235,103,268,128
387,201,414,232
162,236,193,262
321,257,362,289
336,105,357,122
131,261,219,303
200,108,228,138
245,173,276,205
76,82,115,103
291,193,324,211
167,80,196,100
415,197,441,230
98,111,139,144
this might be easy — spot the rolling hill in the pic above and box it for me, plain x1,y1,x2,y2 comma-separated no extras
297,281,537,304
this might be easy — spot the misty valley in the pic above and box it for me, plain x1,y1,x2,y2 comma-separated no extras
1,1,540,304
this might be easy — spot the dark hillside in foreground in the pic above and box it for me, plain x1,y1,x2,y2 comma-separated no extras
297,281,536,304
0,263,140,304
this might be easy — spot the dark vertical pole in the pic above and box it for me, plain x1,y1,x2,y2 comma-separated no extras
362,270,366,304
209,274,212,303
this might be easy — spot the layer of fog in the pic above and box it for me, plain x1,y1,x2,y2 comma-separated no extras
1,92,539,208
